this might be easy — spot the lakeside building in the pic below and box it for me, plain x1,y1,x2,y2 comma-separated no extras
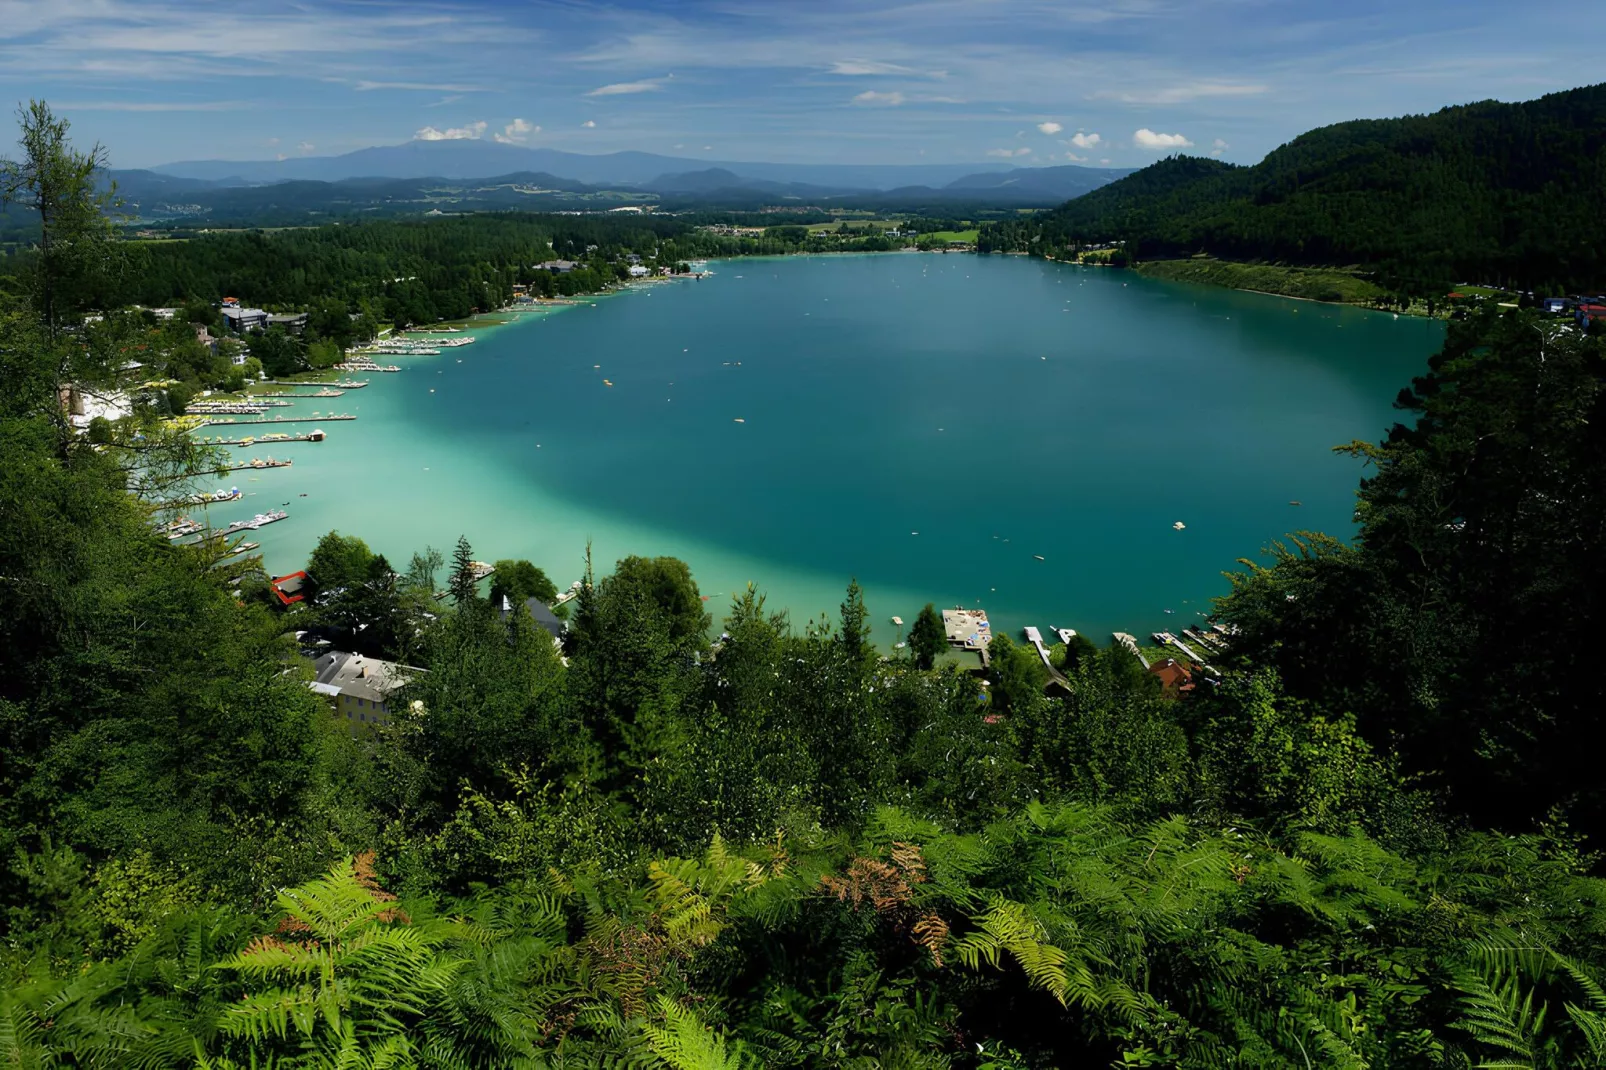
1148,658,1196,697
309,650,420,731
268,312,309,334
222,306,269,332
536,260,577,273
498,595,566,648
270,571,308,606
627,264,650,278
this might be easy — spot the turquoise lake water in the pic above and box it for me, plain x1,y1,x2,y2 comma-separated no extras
206,252,1443,644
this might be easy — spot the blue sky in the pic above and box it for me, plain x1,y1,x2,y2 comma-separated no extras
2,0,1602,169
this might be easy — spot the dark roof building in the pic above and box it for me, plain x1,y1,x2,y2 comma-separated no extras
500,594,566,642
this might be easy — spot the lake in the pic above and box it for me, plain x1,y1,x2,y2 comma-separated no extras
218,252,1443,643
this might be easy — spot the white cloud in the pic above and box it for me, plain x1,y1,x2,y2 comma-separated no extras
582,120,596,128
1211,137,1228,158
354,80,481,93
1133,128,1193,149
828,60,915,76
986,147,1032,158
1036,121,1063,135
1100,158,1112,164
494,117,539,144
1064,152,1087,162
853,90,905,106
1095,83,1267,105
586,77,670,96
1069,131,1102,149
266,137,280,146
296,141,315,153
413,121,488,141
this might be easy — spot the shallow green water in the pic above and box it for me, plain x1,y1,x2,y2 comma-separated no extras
209,253,1442,643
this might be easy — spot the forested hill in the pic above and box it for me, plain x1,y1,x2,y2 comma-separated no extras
981,82,1606,292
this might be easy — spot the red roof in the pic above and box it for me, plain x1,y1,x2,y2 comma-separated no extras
271,570,308,606
1148,658,1195,695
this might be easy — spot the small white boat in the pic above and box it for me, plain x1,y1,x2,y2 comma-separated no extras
1173,521,1186,531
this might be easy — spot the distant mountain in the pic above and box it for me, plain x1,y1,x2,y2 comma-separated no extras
640,168,868,200
108,170,646,225
150,139,1020,191
943,163,1137,201
982,82,1606,291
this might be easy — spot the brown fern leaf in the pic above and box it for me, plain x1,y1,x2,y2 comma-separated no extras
352,850,398,901
890,841,928,883
913,913,949,967
583,923,672,1018
818,858,912,912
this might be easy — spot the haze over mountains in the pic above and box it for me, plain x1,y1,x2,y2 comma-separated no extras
145,138,1132,201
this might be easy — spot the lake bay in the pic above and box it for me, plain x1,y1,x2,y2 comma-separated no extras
228,252,1442,643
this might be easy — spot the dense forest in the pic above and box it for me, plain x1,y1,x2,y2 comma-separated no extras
981,83,1606,293
8,103,1606,1068
0,211,916,328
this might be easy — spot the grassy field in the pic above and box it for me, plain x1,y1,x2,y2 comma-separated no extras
1136,257,1387,304
924,229,980,244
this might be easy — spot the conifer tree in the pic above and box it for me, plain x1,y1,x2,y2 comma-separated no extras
910,603,946,669
448,535,478,607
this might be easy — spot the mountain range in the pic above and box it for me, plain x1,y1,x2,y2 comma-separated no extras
95,147,1134,224
154,139,1008,189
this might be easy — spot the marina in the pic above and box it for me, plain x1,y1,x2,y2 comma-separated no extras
206,430,327,445
174,510,289,544
200,414,356,427
221,458,293,471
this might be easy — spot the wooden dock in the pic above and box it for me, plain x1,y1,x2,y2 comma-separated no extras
1023,627,1071,689
1152,631,1208,665
221,459,293,471
206,430,327,445
200,415,355,427
1112,632,1150,670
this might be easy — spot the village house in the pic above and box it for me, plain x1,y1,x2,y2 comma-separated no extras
308,650,421,731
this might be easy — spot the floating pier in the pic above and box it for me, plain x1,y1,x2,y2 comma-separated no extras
200,414,356,427
1023,627,1072,689
175,510,289,544
221,458,293,471
206,430,327,445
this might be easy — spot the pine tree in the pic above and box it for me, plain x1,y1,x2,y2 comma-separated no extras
910,603,946,670
448,535,478,607
839,577,871,666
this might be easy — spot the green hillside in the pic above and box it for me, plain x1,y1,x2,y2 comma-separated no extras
982,83,1606,294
